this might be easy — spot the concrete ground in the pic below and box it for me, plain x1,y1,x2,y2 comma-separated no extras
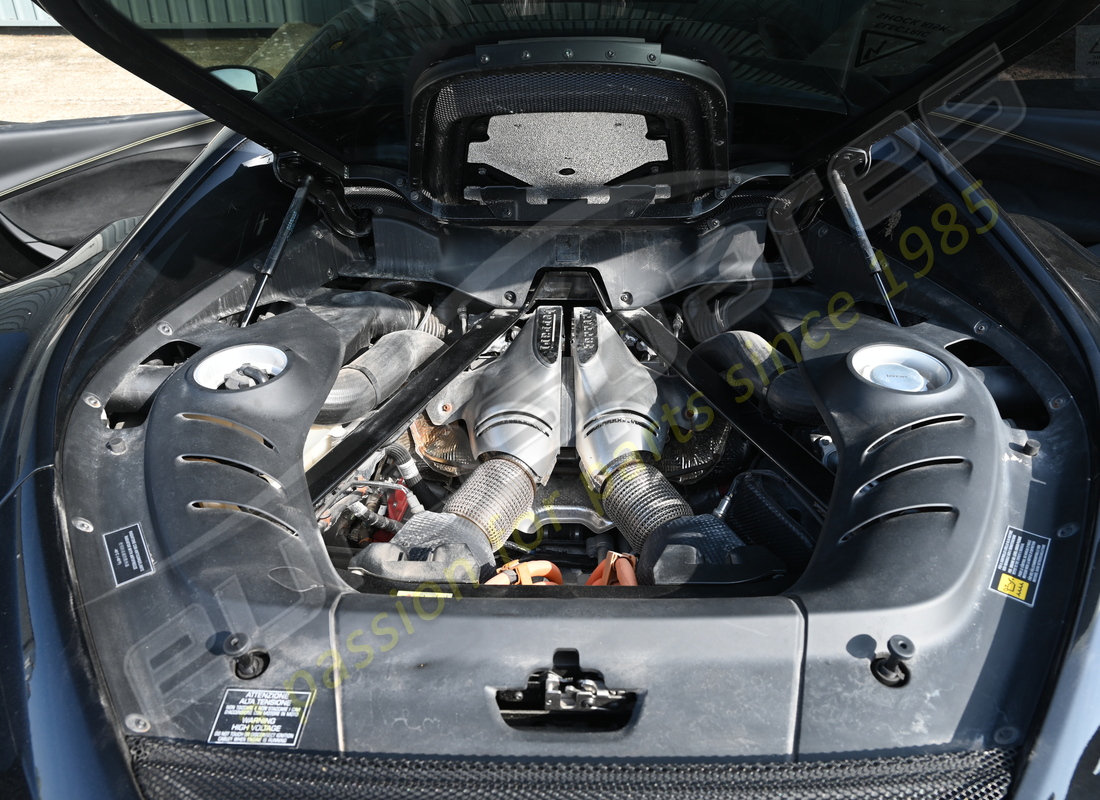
0,31,190,123
0,25,317,124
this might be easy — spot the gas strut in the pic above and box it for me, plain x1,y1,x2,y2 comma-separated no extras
241,174,314,327
827,151,901,327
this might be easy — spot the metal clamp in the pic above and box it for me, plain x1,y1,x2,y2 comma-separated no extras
544,671,629,711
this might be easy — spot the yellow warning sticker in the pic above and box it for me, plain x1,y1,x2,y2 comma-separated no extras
996,573,1030,602
989,526,1049,606
396,590,453,598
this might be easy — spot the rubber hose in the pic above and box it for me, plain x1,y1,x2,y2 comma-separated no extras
694,330,791,402
316,330,444,425
350,500,403,534
310,290,445,361
765,368,823,425
383,442,444,508
682,284,770,343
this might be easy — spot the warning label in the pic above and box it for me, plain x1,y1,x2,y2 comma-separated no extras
208,688,313,747
856,30,925,67
806,0,1019,75
1076,25,1100,92
989,526,1050,606
102,524,154,586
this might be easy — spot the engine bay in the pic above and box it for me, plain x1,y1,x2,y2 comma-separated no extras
71,199,1063,600
54,133,1091,757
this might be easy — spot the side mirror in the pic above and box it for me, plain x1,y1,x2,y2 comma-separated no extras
207,66,275,96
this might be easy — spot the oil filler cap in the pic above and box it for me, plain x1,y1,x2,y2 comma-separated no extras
850,344,950,393
868,363,926,392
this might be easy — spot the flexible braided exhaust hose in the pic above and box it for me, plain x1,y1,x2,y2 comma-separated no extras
444,458,535,551
601,458,694,552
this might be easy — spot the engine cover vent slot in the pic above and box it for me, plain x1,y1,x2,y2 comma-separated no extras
190,501,297,537
866,414,967,454
180,414,276,450
857,457,969,496
180,456,284,492
838,505,957,544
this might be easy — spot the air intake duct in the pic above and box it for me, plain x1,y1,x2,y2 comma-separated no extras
316,330,444,425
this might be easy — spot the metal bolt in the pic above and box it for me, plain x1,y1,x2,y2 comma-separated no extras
1021,438,1040,457
501,208,513,218
716,188,729,199
1058,523,1079,538
817,225,828,238
223,632,267,679
125,714,151,734
156,321,173,336
374,206,384,215
72,517,94,533
504,291,517,303
106,437,128,455
620,292,633,305
441,403,453,414
396,177,406,187
479,54,490,64
83,393,102,409
521,50,531,60
477,167,487,176
732,174,743,184
647,52,657,62
755,207,765,217
606,50,615,59
871,634,915,687
563,49,574,59
625,209,635,217
650,166,659,174
974,321,989,334
1050,396,1067,410
994,727,1018,745
410,191,421,202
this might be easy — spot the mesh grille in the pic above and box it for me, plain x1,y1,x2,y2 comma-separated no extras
729,470,818,572
433,70,705,134
128,737,1017,800
602,460,694,550
444,458,535,550
416,66,724,201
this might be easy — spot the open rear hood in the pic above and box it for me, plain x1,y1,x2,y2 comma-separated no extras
37,0,1097,184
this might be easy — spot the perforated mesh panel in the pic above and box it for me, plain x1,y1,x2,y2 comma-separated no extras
602,460,694,550
128,737,1018,800
444,458,535,550
414,66,725,201
432,70,706,133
